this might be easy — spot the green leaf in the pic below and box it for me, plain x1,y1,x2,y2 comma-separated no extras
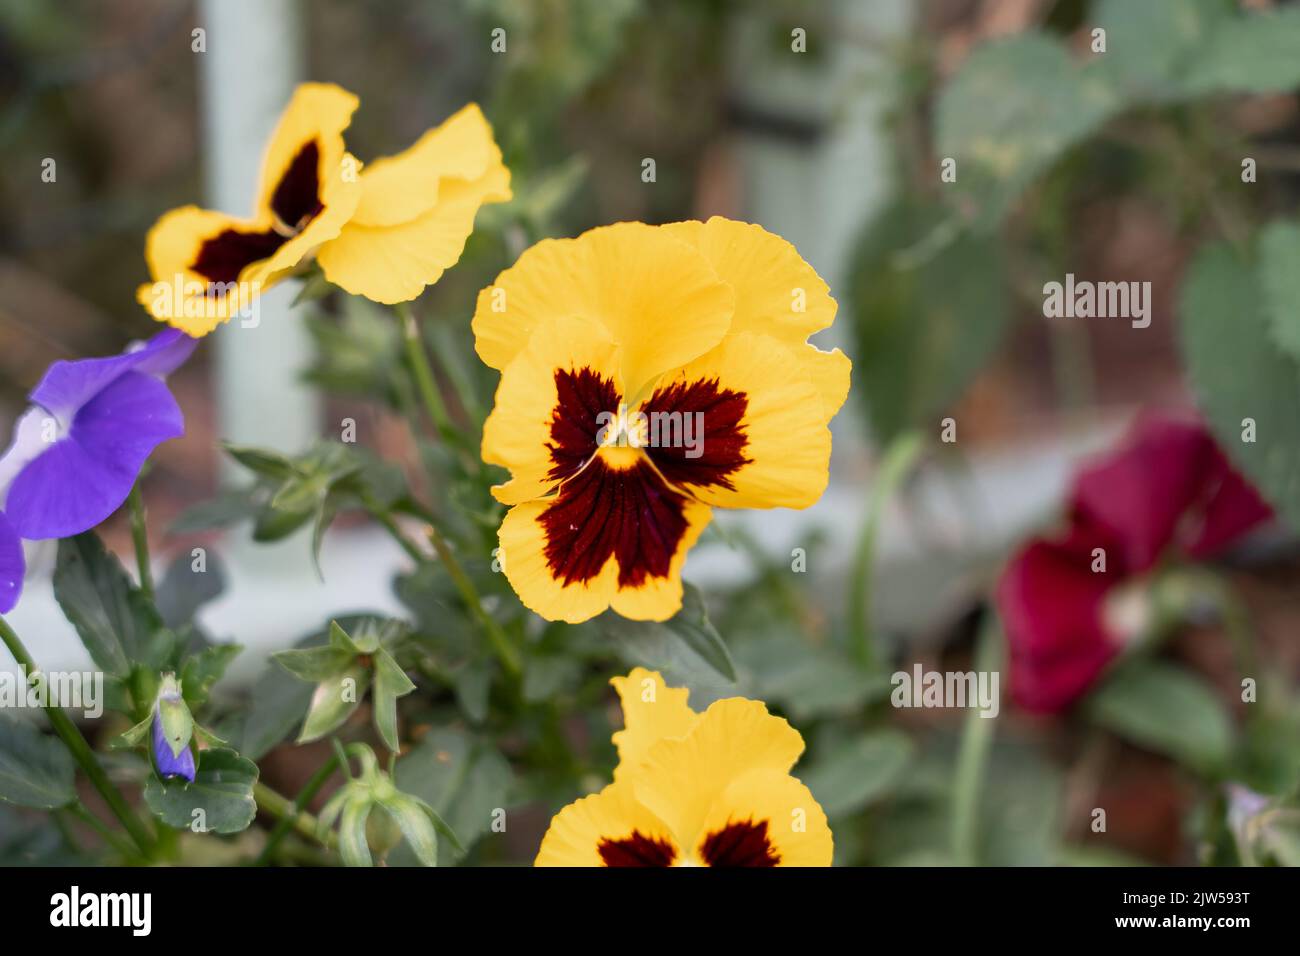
666,583,735,680
734,634,892,721
154,549,227,629
112,713,153,750
180,643,242,711
223,443,296,480
143,748,258,834
394,730,512,864
302,301,406,409
1257,220,1300,362
0,714,75,809
1179,239,1300,531
372,648,416,753
1089,0,1231,103
1087,661,1233,773
802,729,914,818
452,660,492,724
338,798,373,868
297,665,370,744
270,474,330,514
273,644,355,683
846,198,1008,444
935,32,1120,226
221,662,314,761
53,533,164,677
330,619,371,655
606,583,735,687
378,793,439,867
1184,7,1300,96
169,488,264,534
522,654,583,703
251,504,315,543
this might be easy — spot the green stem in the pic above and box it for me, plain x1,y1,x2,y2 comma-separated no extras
127,481,153,601
396,303,457,445
253,781,337,852
426,523,522,677
67,803,144,862
0,616,154,857
950,615,1001,866
848,430,924,670
253,757,341,865
365,499,426,564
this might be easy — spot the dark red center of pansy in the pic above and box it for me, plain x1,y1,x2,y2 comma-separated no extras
537,368,751,588
642,377,752,491
699,819,781,867
190,139,324,288
598,830,677,867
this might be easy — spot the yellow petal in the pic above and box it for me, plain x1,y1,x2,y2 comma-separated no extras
693,768,833,866
609,668,700,780
534,780,678,867
630,697,805,851
641,331,833,510
318,163,510,305
663,216,832,339
254,82,359,221
136,206,279,335
497,472,712,624
663,217,850,420
472,222,735,399
349,103,507,227
480,314,620,505
803,344,853,423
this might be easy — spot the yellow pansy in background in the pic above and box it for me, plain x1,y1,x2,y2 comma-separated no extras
139,85,511,335
474,217,850,624
317,103,512,304
535,668,832,867
138,82,362,335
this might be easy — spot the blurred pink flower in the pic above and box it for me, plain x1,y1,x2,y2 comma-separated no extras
996,414,1272,714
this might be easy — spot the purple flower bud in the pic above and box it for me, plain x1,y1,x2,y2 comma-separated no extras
151,706,196,783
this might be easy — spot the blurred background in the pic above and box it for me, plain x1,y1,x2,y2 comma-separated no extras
2,0,1300,866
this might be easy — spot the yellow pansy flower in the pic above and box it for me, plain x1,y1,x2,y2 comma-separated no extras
138,84,510,335
535,668,832,867
474,217,851,623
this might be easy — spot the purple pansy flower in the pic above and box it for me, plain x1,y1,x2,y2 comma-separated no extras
0,328,196,612
150,701,197,783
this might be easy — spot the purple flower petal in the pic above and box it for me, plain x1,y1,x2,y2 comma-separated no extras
7,372,183,539
0,511,24,614
0,408,51,498
151,708,196,783
28,329,196,423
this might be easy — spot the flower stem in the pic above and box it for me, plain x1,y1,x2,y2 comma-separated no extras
848,430,924,670
426,523,522,677
127,481,154,601
365,499,426,565
950,614,1001,866
0,615,154,857
67,803,145,863
253,762,340,864
396,303,456,444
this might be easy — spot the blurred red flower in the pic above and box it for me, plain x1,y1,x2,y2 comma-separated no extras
996,414,1272,714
